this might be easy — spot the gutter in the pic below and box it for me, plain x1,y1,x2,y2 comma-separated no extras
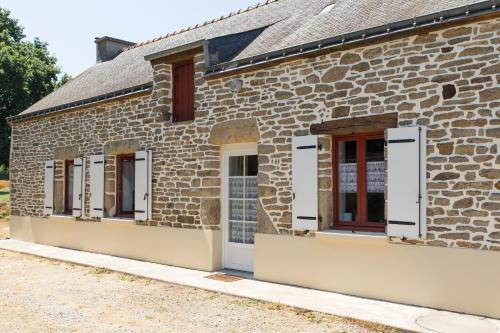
205,0,499,76
7,82,153,123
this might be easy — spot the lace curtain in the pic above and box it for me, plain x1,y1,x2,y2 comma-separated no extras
339,161,384,193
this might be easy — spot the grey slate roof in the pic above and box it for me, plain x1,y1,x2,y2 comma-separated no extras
233,0,491,61
20,0,491,117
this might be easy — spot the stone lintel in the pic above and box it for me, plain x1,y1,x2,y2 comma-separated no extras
54,145,79,160
310,112,398,136
208,118,259,145
104,139,140,155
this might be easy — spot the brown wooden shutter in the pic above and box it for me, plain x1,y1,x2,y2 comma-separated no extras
173,61,194,122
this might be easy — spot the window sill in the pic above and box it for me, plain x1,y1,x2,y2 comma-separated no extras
101,217,136,225
315,230,386,244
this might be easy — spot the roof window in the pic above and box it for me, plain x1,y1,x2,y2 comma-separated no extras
319,3,335,14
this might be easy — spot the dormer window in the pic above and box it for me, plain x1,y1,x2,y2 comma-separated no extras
173,60,195,122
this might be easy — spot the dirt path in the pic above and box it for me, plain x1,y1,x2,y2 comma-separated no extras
0,250,400,333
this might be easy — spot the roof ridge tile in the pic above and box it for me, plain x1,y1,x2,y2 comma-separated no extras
124,0,281,51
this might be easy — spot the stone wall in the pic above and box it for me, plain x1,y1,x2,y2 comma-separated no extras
9,17,500,250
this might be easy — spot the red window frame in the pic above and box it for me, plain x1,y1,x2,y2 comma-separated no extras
116,154,135,218
64,160,74,215
172,60,195,123
332,132,386,232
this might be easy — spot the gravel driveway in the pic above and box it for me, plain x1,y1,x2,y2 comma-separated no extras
0,250,402,333
0,221,8,239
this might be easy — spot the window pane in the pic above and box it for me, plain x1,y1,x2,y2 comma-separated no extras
229,200,244,221
366,138,385,162
67,164,74,211
245,177,257,199
338,140,357,222
245,155,258,176
244,222,257,244
229,156,244,176
229,221,244,243
245,200,257,222
366,139,385,223
121,159,135,212
229,178,244,198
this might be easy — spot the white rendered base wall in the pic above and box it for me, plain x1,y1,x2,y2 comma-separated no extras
9,215,222,271
254,232,500,319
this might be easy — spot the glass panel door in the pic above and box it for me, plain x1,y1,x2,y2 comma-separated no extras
228,155,258,245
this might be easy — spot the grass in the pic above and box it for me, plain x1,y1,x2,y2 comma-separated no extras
88,267,112,275
0,184,9,230
0,186,9,235
0,188,9,203
0,180,9,203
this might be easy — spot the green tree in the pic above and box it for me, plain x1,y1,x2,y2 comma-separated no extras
56,73,72,88
0,7,67,167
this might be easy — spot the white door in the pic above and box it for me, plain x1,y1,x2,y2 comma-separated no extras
222,144,258,272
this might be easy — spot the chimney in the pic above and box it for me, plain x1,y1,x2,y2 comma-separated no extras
95,36,136,63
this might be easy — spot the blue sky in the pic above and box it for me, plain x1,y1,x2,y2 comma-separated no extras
2,0,259,77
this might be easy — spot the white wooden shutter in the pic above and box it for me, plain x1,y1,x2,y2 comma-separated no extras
43,160,55,215
89,155,104,218
134,150,152,221
387,126,427,239
292,135,318,231
72,157,85,218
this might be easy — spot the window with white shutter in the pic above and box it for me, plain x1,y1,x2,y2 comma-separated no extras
72,158,85,218
89,155,105,218
292,135,318,231
43,160,55,215
134,150,152,221
332,133,385,232
386,126,427,239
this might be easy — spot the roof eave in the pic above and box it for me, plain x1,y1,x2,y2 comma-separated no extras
7,82,153,124
9,0,499,123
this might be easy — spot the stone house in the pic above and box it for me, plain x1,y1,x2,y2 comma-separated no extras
7,0,500,319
